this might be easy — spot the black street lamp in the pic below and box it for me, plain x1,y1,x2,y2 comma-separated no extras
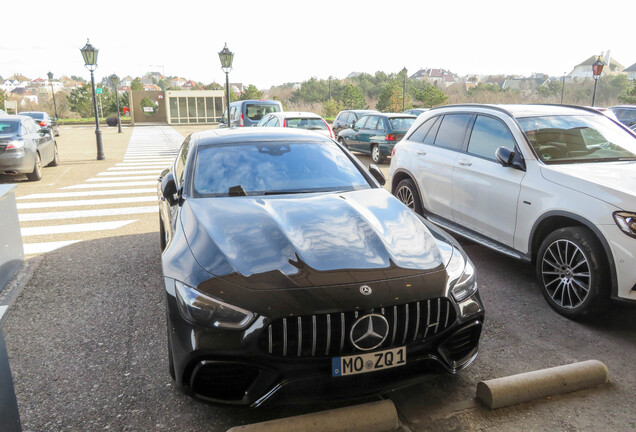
47,71,59,119
560,72,566,104
591,56,604,107
218,43,234,126
80,39,105,160
110,74,122,133
401,67,408,111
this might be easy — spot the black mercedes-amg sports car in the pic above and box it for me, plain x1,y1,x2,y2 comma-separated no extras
158,128,484,406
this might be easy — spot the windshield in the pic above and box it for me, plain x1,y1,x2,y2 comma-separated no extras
518,114,636,164
0,120,20,134
389,117,415,131
193,141,371,196
285,118,327,130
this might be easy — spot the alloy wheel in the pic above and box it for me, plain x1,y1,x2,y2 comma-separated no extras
540,239,591,309
396,185,415,209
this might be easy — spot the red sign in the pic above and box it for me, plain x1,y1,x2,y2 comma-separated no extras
158,94,164,99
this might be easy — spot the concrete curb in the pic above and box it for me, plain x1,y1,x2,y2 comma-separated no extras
476,360,609,409
226,399,399,432
0,256,43,309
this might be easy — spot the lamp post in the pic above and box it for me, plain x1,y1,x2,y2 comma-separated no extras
218,43,234,126
401,67,407,111
560,72,566,104
47,71,59,119
110,74,122,133
591,56,604,107
80,39,104,160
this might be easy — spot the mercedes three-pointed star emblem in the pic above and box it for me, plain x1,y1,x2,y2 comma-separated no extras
349,313,389,351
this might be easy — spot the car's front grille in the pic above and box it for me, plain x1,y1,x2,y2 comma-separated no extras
259,298,456,358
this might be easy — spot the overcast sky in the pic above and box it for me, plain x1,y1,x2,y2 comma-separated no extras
1,0,633,89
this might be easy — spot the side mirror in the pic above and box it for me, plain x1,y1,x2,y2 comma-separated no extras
368,164,386,186
161,172,179,206
495,146,515,167
495,146,526,171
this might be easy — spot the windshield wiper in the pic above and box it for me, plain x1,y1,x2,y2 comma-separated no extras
228,185,247,196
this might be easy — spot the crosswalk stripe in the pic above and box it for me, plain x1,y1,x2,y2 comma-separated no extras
21,220,136,236
98,170,163,176
19,206,157,222
17,189,156,200
17,196,156,209
86,175,158,182
61,181,157,189
23,240,81,255
109,166,168,170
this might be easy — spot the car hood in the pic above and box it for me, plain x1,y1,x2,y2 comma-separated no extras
540,162,636,209
181,189,446,290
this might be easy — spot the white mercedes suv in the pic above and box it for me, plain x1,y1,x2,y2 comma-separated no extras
389,104,636,319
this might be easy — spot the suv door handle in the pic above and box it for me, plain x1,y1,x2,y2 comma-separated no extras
458,160,472,166
417,151,426,156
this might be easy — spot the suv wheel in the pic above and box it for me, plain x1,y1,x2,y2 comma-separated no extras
536,227,610,319
395,178,423,214
48,143,59,167
371,144,384,164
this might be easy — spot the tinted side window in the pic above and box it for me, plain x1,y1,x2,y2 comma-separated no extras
424,116,442,145
408,117,437,142
468,116,516,160
174,136,191,187
434,114,472,151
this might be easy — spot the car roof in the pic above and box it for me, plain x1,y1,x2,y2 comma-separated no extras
361,112,416,118
18,111,46,114
271,112,323,119
192,127,334,146
343,109,378,114
231,100,280,105
430,104,603,119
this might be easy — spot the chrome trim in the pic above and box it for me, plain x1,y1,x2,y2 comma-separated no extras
413,302,420,341
312,315,317,357
268,325,272,354
424,300,431,337
391,306,397,345
282,318,287,356
340,313,345,352
402,304,409,344
325,314,331,356
297,317,302,357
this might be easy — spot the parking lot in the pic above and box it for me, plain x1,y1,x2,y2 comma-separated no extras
2,125,635,431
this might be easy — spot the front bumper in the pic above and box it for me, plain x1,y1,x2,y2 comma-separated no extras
598,223,636,302
166,284,484,406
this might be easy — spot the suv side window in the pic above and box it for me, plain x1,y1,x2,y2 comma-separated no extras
434,114,472,151
467,115,516,160
408,116,437,142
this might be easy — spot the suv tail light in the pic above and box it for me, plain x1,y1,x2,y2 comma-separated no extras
39,121,47,127
240,113,244,127
283,118,287,127
385,134,397,141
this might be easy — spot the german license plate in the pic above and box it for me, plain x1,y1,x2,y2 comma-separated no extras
332,346,406,377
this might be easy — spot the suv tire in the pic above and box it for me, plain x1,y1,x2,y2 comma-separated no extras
395,178,424,215
536,227,610,319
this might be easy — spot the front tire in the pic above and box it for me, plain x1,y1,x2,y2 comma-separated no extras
536,227,610,319
395,178,423,215
371,144,384,164
27,152,42,181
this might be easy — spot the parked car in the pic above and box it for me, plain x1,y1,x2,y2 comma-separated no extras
0,115,59,181
338,113,416,164
389,104,636,319
404,108,430,117
609,105,636,128
332,109,378,137
256,111,335,138
157,128,484,406
220,100,282,128
19,111,60,136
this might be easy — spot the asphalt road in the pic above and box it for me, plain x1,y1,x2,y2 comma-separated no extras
2,125,635,431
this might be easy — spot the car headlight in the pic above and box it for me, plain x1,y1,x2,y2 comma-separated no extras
446,247,477,302
174,280,256,329
613,211,636,239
